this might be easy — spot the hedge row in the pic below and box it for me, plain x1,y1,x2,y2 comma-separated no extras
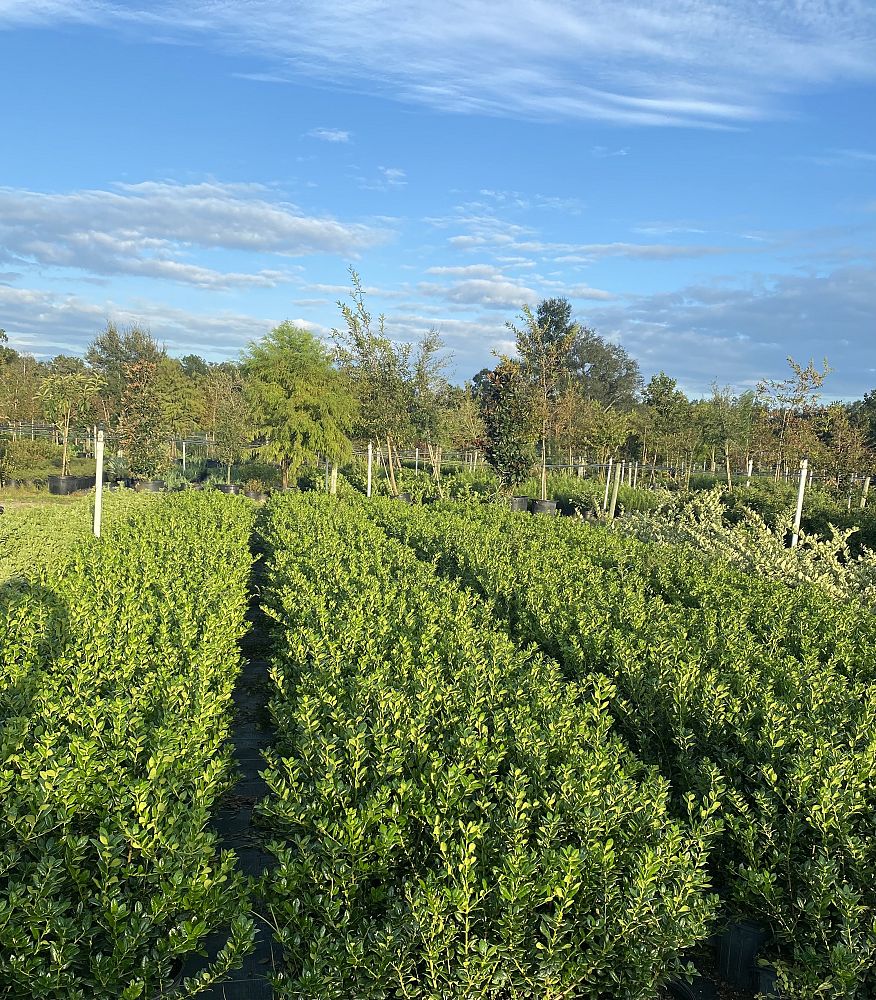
256,493,718,999
0,492,256,998
370,498,876,998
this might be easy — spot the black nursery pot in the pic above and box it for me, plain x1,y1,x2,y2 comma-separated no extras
530,499,558,516
135,480,166,492
510,496,531,512
758,965,781,998
668,975,716,1000
718,920,767,989
47,475,80,495
394,491,413,503
215,483,240,495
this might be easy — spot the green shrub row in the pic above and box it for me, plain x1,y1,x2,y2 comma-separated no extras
370,499,876,997
256,493,718,1000
0,492,256,998
0,492,155,585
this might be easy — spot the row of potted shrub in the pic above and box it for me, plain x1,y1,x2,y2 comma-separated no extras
0,492,257,997
369,497,876,997
254,493,720,999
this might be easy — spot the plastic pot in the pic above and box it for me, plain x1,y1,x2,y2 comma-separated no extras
47,475,80,495
668,976,716,1000
530,499,558,516
510,496,531,512
718,920,767,989
215,483,240,495
394,491,413,503
758,965,781,998
134,480,166,492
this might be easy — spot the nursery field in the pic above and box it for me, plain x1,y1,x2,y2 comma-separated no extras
3,486,876,998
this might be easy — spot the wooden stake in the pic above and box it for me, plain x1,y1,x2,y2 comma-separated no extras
93,431,104,538
861,476,871,511
608,460,623,520
603,457,613,511
386,436,399,495
791,457,808,549
366,442,373,497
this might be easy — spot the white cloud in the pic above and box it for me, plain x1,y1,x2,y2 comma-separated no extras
0,283,274,359
806,147,876,167
357,166,407,191
0,180,390,287
591,145,631,158
4,2,874,126
420,276,539,310
306,127,352,143
584,264,876,396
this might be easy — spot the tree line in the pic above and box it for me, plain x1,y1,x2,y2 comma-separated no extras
2,273,875,487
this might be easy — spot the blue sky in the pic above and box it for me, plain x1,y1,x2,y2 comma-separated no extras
0,1,874,397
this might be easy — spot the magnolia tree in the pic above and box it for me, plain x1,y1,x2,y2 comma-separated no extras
38,371,102,476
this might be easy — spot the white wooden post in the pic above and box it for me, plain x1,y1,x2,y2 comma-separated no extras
603,457,613,511
366,442,373,498
861,476,871,511
791,457,808,549
415,447,419,475
324,455,330,492
330,463,338,496
633,460,639,489
182,440,187,472
93,431,105,538
747,458,753,485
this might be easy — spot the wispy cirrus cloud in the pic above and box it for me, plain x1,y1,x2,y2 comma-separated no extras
805,147,876,167
0,180,390,288
2,2,874,127
306,127,352,143
355,166,407,191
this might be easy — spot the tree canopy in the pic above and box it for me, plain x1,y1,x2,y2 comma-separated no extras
243,322,356,488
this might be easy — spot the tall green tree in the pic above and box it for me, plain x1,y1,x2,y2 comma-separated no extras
507,303,577,500
117,358,171,479
642,373,690,468
474,360,536,488
0,349,43,429
211,369,252,484
38,371,103,476
243,322,355,488
333,269,449,461
756,356,831,478
86,322,165,432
